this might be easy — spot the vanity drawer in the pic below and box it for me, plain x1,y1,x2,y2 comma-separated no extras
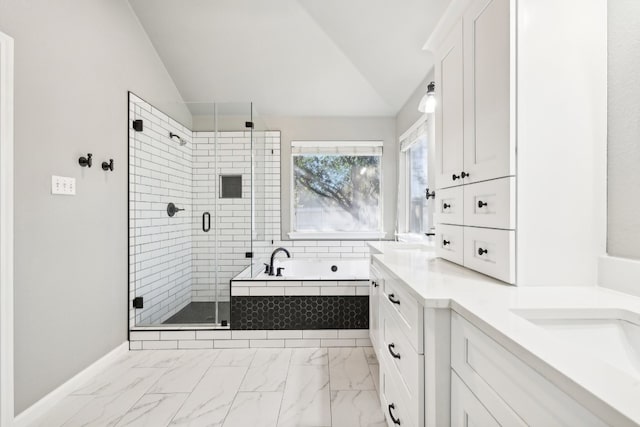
451,312,608,427
435,224,464,265
380,300,424,403
434,185,463,225
462,227,515,284
380,349,419,427
382,275,424,353
463,177,515,229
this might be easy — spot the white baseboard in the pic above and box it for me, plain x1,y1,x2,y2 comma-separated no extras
13,342,128,427
598,255,640,298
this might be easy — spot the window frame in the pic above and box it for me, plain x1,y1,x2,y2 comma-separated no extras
288,140,385,240
396,115,434,242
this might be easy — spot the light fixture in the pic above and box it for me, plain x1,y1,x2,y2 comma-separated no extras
418,81,436,113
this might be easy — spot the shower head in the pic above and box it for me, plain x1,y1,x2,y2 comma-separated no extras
169,132,187,146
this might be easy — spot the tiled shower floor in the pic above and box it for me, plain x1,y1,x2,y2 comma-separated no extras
163,302,231,325
32,347,384,427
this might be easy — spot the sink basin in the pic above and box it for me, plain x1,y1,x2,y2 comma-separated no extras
512,308,640,378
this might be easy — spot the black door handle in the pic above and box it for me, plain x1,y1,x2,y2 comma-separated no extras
452,173,460,181
202,212,211,232
372,280,379,287
478,248,488,256
388,343,401,359
425,188,435,200
442,240,450,246
443,203,451,209
477,200,487,208
388,404,401,425
388,294,400,305
461,171,470,178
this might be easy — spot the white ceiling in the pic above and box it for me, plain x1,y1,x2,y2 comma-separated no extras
129,0,450,117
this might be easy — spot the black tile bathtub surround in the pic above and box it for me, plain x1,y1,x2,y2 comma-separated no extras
231,296,369,330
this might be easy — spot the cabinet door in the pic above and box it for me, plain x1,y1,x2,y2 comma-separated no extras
435,21,464,189
463,0,514,184
451,372,500,427
369,266,382,353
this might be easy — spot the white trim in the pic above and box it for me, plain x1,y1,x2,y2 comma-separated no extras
598,255,640,298
13,342,129,427
289,143,385,237
398,113,428,142
288,231,386,240
0,31,14,427
291,140,383,148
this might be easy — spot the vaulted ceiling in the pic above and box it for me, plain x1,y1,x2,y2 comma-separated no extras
129,0,450,117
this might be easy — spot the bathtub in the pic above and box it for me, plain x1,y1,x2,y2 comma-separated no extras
254,258,370,280
230,258,370,330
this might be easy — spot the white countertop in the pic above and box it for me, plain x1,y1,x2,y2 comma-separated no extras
367,240,434,254
370,245,640,426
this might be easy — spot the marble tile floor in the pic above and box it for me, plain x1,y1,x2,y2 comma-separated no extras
33,347,385,427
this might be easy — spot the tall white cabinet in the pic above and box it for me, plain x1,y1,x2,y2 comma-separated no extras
428,0,607,286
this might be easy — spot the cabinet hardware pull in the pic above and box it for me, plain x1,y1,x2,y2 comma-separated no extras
372,280,379,288
202,212,211,232
388,404,401,425
461,171,470,178
443,203,451,209
442,240,450,246
452,173,460,181
478,248,488,256
477,200,487,208
388,294,400,305
388,343,401,359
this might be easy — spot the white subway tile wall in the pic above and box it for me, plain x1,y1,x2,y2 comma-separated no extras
230,280,369,296
191,132,253,303
129,94,193,326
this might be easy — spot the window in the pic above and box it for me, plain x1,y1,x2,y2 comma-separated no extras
290,141,384,239
407,135,430,233
397,118,433,239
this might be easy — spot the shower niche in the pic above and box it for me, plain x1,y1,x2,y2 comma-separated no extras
128,93,277,329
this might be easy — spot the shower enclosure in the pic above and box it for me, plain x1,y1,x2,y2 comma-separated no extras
128,94,274,328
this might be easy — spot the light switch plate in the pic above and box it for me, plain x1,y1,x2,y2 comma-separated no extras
51,175,76,195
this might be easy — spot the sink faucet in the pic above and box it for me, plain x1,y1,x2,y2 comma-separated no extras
269,247,291,276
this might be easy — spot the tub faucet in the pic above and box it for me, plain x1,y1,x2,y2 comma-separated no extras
269,247,290,276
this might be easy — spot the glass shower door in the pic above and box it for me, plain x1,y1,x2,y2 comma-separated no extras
129,96,254,328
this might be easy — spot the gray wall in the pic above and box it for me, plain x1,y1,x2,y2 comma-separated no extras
255,116,398,240
0,0,190,413
608,0,640,260
395,71,434,140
